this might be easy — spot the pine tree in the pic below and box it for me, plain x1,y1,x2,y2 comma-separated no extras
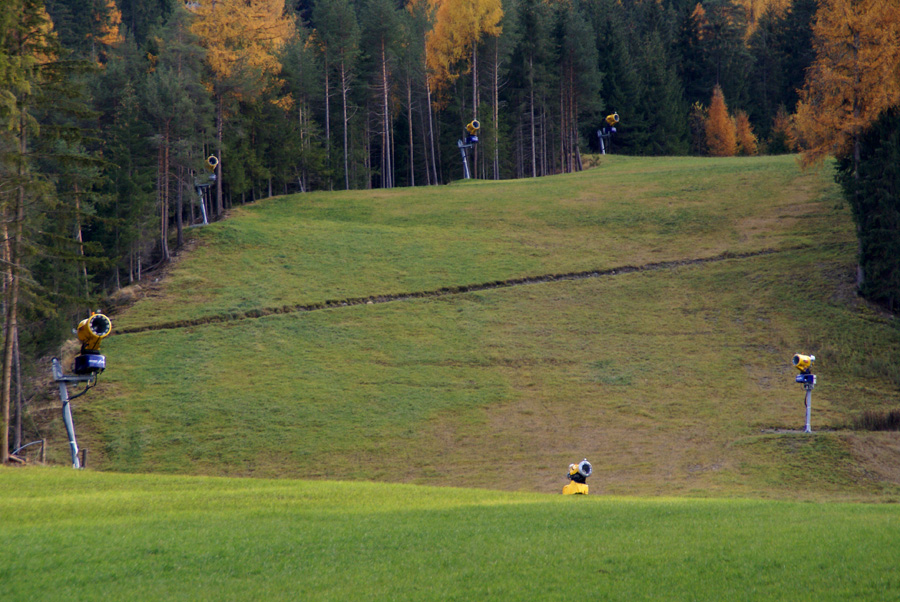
360,0,402,189
406,0,440,185
689,101,709,155
767,104,792,153
554,1,601,173
836,107,900,312
282,24,327,192
747,0,816,139
312,0,359,190
2,0,100,462
591,0,645,156
143,4,212,259
678,0,752,110
118,0,176,43
91,36,156,286
507,0,552,176
636,30,689,155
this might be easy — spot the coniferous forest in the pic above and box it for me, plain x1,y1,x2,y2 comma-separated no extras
1,0,899,460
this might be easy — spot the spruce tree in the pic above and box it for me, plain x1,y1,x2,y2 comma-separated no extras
312,0,360,190
143,3,212,258
506,0,552,176
836,107,900,312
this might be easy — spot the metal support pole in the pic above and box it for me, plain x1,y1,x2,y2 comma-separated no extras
457,140,471,180
52,357,95,469
196,186,209,225
804,386,812,433
53,358,80,468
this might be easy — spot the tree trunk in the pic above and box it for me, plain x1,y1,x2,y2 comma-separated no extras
418,95,431,185
529,55,536,177
341,60,350,190
492,38,500,180
2,118,26,464
215,93,224,217
408,75,415,187
176,165,184,249
381,39,392,189
13,332,22,454
160,126,171,262
472,42,478,180
74,186,90,297
424,43,438,184
324,64,332,190
852,31,864,289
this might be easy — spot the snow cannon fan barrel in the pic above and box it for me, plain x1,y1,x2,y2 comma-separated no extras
206,155,219,172
465,120,480,144
563,459,592,495
74,312,112,375
792,354,815,373
605,112,620,127
793,353,816,387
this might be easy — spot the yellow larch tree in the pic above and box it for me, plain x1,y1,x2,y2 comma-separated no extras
705,85,737,156
735,110,757,155
189,0,294,215
424,0,502,112
791,0,900,169
89,0,122,63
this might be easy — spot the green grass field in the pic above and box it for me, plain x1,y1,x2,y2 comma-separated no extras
57,154,897,501
2,468,898,601
114,155,845,331
9,154,900,599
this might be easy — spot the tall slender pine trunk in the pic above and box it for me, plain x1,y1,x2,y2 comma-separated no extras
215,93,223,217
424,44,438,184
381,40,392,189
492,38,500,180
2,116,26,464
472,42,478,179
407,75,415,187
529,56,536,177
341,59,350,190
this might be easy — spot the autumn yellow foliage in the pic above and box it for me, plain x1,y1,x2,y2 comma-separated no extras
95,0,122,46
791,0,900,166
735,111,757,155
424,0,503,96
190,0,295,100
705,85,737,157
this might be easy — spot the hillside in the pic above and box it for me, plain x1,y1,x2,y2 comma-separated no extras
59,155,899,499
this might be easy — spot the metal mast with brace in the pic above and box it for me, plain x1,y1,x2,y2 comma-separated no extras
457,120,480,179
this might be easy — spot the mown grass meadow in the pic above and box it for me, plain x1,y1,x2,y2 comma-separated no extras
114,155,845,331
57,155,898,499
2,468,898,601
10,154,900,601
